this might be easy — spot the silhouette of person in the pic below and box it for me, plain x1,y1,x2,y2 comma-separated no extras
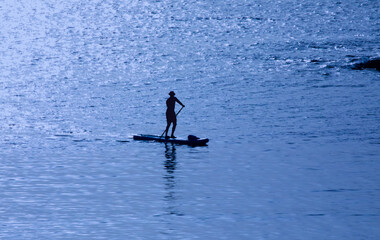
164,91,184,139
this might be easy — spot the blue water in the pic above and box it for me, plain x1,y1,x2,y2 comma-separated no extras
0,0,379,239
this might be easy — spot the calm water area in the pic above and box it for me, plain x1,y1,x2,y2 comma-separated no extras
0,0,379,239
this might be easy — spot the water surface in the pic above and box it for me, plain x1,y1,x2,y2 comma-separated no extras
0,0,379,239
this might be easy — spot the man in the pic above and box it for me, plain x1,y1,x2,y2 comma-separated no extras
164,91,185,139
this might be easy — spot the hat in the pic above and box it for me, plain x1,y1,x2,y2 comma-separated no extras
169,91,175,96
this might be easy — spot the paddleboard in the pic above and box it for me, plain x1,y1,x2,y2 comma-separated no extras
133,134,209,146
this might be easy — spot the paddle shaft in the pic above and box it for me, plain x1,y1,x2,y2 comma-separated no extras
175,106,184,117
160,106,184,138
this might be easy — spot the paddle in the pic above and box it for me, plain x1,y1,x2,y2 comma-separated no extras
160,106,184,138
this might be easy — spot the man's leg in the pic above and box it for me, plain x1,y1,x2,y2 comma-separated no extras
165,122,171,138
171,118,177,138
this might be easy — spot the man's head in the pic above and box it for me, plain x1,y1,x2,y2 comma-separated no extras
169,91,175,96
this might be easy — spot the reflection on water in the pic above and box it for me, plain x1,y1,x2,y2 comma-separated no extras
163,143,183,216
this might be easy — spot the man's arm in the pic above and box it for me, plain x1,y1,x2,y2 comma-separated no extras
175,98,185,107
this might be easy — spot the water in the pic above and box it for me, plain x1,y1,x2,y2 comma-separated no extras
0,0,379,239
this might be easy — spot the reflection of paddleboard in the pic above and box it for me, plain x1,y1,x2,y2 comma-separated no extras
133,134,209,146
